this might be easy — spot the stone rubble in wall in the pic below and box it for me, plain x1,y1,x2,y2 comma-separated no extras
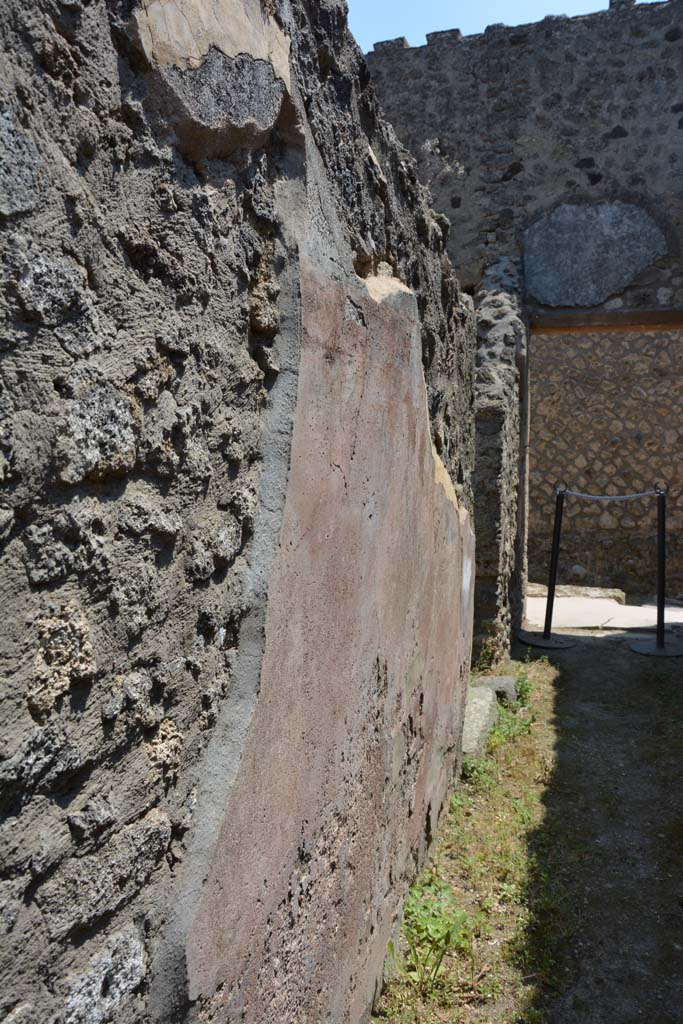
472,259,526,656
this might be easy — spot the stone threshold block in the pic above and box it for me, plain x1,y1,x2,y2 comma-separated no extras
463,673,519,758
472,674,518,705
461,687,499,758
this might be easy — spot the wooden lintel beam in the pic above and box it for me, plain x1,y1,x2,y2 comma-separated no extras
529,307,683,333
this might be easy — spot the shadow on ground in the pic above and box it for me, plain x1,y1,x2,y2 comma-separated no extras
514,631,683,1024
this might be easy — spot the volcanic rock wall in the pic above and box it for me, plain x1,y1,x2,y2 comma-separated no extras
473,260,527,658
369,0,683,630
0,1,476,1021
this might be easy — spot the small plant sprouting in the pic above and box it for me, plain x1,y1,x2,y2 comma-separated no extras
488,704,533,752
515,665,533,706
461,754,497,791
475,633,499,673
401,872,476,994
449,791,467,820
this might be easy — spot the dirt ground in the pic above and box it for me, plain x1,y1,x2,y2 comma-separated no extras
374,628,683,1024
523,628,683,1023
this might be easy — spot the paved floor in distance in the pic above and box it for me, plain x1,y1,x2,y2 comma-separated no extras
525,594,683,631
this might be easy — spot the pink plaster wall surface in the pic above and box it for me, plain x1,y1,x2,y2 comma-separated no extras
187,262,474,1022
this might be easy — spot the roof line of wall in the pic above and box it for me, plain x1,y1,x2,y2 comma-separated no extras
371,0,677,53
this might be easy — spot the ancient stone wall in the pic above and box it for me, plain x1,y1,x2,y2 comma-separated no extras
472,259,527,657
0,1,476,1021
368,0,683,629
368,1,683,305
529,327,683,597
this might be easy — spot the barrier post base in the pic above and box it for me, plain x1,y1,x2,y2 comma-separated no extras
518,629,577,650
629,639,683,658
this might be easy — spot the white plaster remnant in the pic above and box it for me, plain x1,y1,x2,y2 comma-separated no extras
134,0,291,86
461,549,473,610
363,271,412,303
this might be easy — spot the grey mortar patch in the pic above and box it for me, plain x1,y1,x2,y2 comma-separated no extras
156,48,286,159
35,809,171,940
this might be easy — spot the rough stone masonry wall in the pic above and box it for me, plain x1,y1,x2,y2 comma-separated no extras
0,2,476,1022
472,259,527,658
368,0,683,624
368,0,683,303
530,327,683,596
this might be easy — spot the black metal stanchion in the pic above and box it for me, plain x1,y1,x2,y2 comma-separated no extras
519,480,682,656
519,486,576,650
544,487,565,640
630,487,683,657
657,486,666,650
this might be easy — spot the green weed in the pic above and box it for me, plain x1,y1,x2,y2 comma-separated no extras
511,796,535,829
515,666,532,706
374,655,561,1024
474,635,498,673
488,705,533,751
401,872,477,994
461,755,497,791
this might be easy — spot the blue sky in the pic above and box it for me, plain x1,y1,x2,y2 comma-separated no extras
347,0,661,52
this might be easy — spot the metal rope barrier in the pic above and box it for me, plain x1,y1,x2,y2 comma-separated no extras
518,482,683,657
563,489,659,501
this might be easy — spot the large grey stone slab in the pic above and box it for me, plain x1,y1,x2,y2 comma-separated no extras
462,687,499,758
473,674,518,705
524,202,667,307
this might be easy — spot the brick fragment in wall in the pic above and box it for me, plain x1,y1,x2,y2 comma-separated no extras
0,0,476,1020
